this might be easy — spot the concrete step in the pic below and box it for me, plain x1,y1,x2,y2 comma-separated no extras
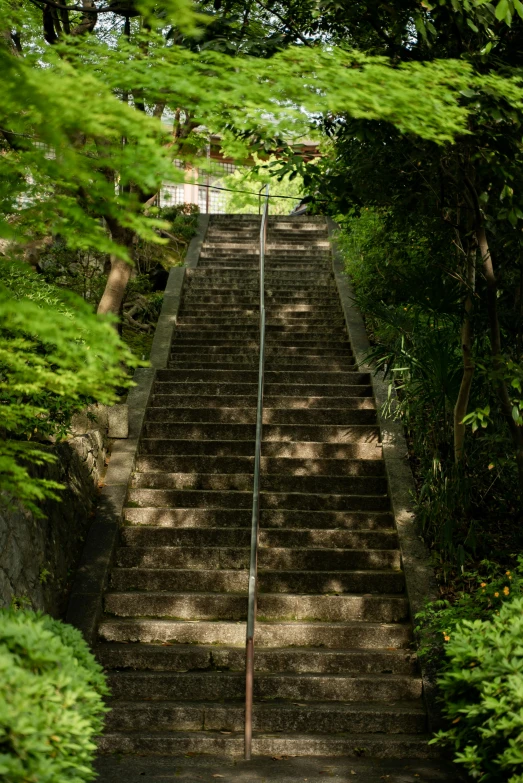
144,408,376,426
96,643,417,676
138,438,256,456
174,325,347,336
103,698,425,735
134,455,384,475
180,296,339,305
115,546,399,571
126,488,389,513
175,318,347,329
123,507,394,530
110,568,405,595
105,670,422,703
148,396,372,411
138,439,382,460
167,359,358,371
97,730,436,759
156,368,369,384
104,592,409,623
142,423,381,444
121,525,397,549
98,618,413,648
130,472,387,495
169,338,349,350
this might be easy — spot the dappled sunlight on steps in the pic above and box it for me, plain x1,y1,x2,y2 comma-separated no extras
94,214,435,760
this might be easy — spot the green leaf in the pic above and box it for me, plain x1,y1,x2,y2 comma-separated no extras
495,0,509,19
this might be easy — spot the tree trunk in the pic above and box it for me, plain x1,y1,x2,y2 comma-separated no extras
454,240,476,463
97,223,134,317
465,176,523,490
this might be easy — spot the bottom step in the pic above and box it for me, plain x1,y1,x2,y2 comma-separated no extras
98,730,438,758
105,699,427,735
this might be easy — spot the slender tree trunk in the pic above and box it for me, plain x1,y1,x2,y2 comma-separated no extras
97,223,134,317
465,176,523,490
454,240,476,463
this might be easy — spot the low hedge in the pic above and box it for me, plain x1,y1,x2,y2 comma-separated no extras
0,609,109,782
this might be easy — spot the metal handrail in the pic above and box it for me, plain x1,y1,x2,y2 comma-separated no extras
245,183,269,760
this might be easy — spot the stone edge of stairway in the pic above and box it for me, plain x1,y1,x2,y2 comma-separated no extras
65,214,211,647
326,217,441,732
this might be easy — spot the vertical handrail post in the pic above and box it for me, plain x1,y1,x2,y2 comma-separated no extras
245,184,269,760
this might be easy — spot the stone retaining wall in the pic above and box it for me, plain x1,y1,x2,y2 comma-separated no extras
0,428,107,617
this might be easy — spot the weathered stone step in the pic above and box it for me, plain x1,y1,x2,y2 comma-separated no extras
167,359,357,373
186,275,335,284
199,253,331,262
181,295,338,305
102,698,425,735
98,618,412,648
202,241,330,250
110,568,404,595
131,471,386,495
105,670,422,703
97,730,435,759
144,408,376,426
135,455,383,476
115,546,399,571
97,643,417,676
171,345,354,357
121,525,397,550
139,438,256,456
127,488,389,513
185,284,338,295
104,592,409,623
186,271,334,282
168,362,355,374
141,423,256,441
123,507,394,530
149,395,372,411
173,333,348,344
171,339,351,351
156,369,368,384
176,317,347,328
142,423,380,444
138,439,382,460
196,270,334,279
174,324,347,336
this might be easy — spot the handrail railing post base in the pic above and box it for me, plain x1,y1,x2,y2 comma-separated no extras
244,637,254,760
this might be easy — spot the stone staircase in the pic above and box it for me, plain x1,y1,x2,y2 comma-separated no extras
96,215,432,758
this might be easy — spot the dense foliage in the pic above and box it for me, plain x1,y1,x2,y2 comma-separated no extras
340,209,522,568
431,594,523,783
0,609,108,782
3,0,505,513
0,262,138,512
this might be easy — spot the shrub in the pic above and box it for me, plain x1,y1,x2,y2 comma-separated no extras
432,595,523,783
0,609,109,783
415,557,523,668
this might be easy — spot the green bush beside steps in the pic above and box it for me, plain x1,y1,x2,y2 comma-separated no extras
428,593,523,782
0,609,108,782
